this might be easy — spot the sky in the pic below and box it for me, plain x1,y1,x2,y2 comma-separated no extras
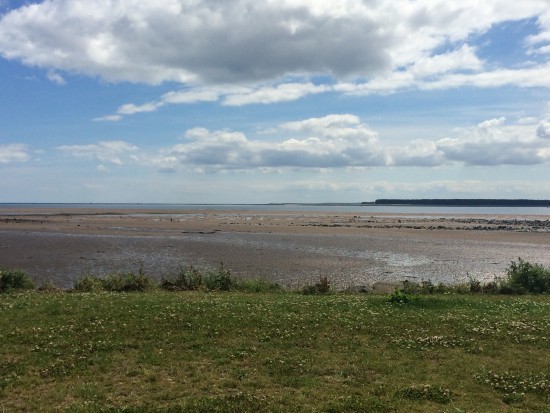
1,0,550,203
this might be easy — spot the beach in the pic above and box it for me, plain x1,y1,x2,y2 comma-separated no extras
1,207,549,289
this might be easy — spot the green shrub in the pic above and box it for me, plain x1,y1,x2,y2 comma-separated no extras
73,275,104,292
161,266,203,291
73,272,155,292
301,276,331,295
503,258,550,294
387,288,414,304
203,263,234,291
0,268,34,292
101,272,154,292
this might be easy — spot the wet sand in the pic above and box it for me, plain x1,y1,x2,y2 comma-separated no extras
1,208,549,289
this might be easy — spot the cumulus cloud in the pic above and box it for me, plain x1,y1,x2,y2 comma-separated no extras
56,113,550,172
435,118,550,165
0,0,393,84
155,114,550,171
1,0,548,95
0,143,30,163
159,115,386,171
3,1,543,120
57,141,139,165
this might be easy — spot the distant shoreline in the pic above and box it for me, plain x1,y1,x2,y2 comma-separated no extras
369,199,550,207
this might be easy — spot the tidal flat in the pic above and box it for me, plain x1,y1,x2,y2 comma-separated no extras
1,208,549,289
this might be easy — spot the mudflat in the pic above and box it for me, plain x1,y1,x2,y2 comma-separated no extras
1,208,549,289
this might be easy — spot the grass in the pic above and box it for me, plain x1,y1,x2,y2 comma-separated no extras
0,291,548,412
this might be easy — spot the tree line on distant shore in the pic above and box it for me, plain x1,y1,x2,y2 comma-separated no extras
367,199,550,207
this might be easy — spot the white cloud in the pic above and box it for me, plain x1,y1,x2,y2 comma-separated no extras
1,0,548,90
409,45,483,77
56,112,550,172
435,118,550,166
94,115,122,122
46,70,66,85
163,115,385,170
57,141,139,165
157,113,550,171
222,83,329,106
162,89,220,104
0,143,30,163
117,101,162,115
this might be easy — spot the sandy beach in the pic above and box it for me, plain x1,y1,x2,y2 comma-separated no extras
1,207,549,289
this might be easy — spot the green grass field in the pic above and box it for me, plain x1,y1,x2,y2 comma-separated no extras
1,291,548,412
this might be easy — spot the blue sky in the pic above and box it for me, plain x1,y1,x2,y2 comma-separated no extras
1,1,550,203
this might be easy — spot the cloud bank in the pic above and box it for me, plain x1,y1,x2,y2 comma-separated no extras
55,112,550,171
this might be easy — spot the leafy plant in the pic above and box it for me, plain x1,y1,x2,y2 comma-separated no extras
73,271,155,292
101,272,155,292
203,263,234,291
0,268,34,292
502,258,550,294
387,288,413,304
161,266,203,291
234,278,283,293
301,276,331,295
73,275,104,292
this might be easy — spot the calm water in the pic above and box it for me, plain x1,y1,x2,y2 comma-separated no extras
1,203,550,217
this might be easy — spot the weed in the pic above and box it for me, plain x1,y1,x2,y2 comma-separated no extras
161,266,203,291
203,263,234,291
0,268,34,292
503,258,550,294
475,370,550,395
234,278,283,293
73,272,155,292
301,276,331,294
502,392,526,404
73,275,104,292
387,288,413,304
468,275,482,293
398,384,453,404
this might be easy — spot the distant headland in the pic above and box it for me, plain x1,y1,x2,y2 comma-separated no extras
365,199,550,207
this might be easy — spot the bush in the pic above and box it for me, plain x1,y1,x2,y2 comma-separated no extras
0,268,34,292
73,272,155,292
301,276,331,295
73,275,104,292
234,279,283,293
161,266,203,291
203,263,234,291
503,258,550,294
101,272,155,292
387,288,414,304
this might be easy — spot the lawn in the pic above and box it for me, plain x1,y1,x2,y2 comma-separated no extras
0,291,548,412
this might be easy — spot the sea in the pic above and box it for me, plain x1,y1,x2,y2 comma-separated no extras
1,203,550,218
